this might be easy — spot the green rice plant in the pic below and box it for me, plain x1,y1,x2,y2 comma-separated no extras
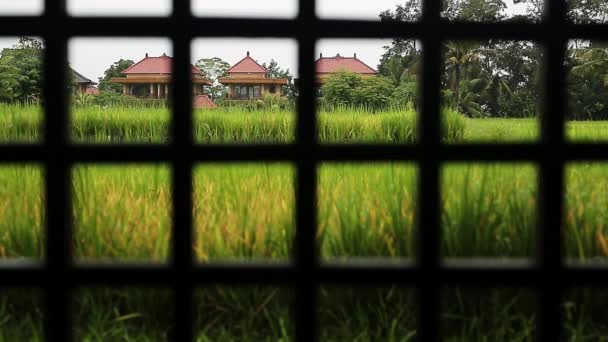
0,164,44,259
567,121,608,142
318,108,418,144
441,163,537,258
318,286,417,342
73,287,173,341
442,108,467,143
318,163,417,259
71,106,170,144
195,287,292,342
193,164,295,262
441,287,536,342
0,288,44,342
462,117,539,143
0,104,42,143
72,164,171,262
563,288,608,341
194,109,294,144
565,163,608,262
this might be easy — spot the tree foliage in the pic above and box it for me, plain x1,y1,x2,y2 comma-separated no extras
0,37,44,103
262,59,297,100
378,1,544,118
98,59,135,94
322,71,397,111
195,57,231,100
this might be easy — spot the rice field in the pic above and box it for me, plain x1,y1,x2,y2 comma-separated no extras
3,104,608,143
2,103,608,340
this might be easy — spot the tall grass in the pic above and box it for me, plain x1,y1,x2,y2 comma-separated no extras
73,287,173,341
565,163,608,262
72,106,170,143
567,121,608,142
0,288,44,342
462,117,539,142
563,288,608,340
193,164,295,262
318,108,418,144
319,286,417,341
441,287,536,342
72,165,171,262
441,163,537,258
0,104,469,144
0,104,42,143
318,163,417,259
195,287,292,341
0,165,44,259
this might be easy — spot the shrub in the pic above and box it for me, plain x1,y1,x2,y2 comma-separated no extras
321,71,362,107
391,81,419,110
353,76,394,111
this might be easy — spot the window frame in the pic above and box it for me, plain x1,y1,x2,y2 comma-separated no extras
0,0,604,341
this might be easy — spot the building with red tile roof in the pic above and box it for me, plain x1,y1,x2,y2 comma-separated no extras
111,53,212,99
314,53,378,84
218,52,288,100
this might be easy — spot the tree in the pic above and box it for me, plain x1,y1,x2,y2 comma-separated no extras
98,59,134,94
564,0,608,24
0,37,44,103
262,59,297,100
442,0,507,21
567,45,608,120
378,1,422,78
195,57,230,99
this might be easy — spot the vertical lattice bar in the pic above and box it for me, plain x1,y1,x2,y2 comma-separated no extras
43,0,71,341
296,0,318,340
419,0,442,341
171,0,195,340
538,0,566,340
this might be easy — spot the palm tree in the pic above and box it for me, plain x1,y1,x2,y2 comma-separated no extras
570,46,608,87
444,41,484,111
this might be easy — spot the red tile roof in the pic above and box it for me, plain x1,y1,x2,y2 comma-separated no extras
227,52,268,73
193,95,218,109
122,53,201,74
315,53,377,75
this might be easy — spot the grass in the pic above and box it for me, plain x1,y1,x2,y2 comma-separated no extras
565,163,608,263
4,286,608,341
0,165,44,259
0,104,42,143
72,164,172,262
0,104,458,144
319,286,417,342
441,163,537,258
563,288,608,341
0,288,44,342
72,287,173,341
193,164,294,262
318,163,417,259
4,102,608,143
441,287,536,342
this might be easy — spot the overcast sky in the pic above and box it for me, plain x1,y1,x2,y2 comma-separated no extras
2,0,531,18
1,1,533,82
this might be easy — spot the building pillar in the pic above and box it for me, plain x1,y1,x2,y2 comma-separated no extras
123,84,128,95
165,84,169,99
157,84,161,100
150,84,154,98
